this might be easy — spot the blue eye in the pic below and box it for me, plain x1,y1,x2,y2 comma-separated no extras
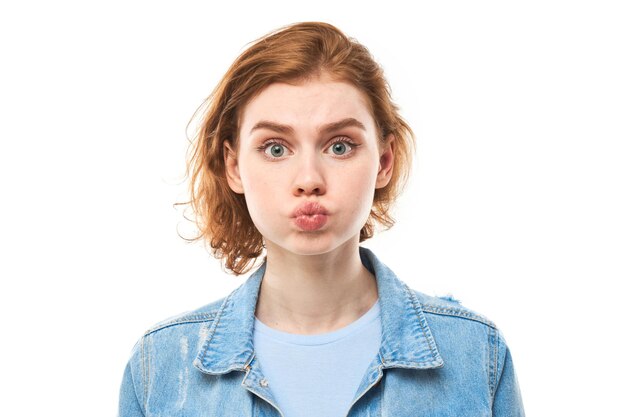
331,142,348,155
265,143,285,158
329,140,355,156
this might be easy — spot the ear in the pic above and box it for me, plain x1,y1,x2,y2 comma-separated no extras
375,134,395,189
223,140,244,194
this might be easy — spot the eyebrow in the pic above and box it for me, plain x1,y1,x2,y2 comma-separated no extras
249,117,367,136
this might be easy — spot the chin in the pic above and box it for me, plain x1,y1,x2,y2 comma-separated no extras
287,238,336,256
268,232,358,257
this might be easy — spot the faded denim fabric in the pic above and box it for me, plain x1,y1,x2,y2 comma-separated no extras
118,246,525,417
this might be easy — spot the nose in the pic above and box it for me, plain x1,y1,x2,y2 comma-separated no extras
292,152,326,196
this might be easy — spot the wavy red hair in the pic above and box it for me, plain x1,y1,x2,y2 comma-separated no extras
176,21,415,275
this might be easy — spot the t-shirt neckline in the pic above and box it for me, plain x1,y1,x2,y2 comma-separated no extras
253,298,381,346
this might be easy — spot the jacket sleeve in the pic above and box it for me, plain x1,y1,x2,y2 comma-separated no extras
491,330,525,417
118,336,146,417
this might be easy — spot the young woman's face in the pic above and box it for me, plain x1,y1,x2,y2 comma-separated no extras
224,74,394,257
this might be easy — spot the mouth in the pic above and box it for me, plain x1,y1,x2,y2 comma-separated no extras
292,202,329,231
294,213,328,231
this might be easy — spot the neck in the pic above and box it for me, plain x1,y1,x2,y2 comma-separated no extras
254,238,378,335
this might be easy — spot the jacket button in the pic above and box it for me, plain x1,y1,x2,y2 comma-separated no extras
260,378,269,387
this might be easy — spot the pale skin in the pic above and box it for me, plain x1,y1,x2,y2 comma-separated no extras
224,72,395,335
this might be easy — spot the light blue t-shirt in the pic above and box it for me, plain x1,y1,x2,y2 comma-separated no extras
252,299,382,417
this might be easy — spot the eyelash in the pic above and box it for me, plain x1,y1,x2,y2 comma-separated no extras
256,137,359,160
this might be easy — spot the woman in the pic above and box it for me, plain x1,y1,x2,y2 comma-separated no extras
118,21,525,417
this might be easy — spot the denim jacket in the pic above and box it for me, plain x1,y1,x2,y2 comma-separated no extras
118,246,525,416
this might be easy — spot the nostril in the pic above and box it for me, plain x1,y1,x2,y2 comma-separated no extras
294,181,325,196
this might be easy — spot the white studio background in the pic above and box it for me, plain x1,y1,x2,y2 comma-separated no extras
1,1,624,416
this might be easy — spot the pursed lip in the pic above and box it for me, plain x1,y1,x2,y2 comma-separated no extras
291,201,329,217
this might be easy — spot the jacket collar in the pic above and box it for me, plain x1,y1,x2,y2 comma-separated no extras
193,246,444,375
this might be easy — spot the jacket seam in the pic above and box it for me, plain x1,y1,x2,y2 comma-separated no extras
404,283,439,357
420,305,497,329
488,326,498,400
494,328,499,398
143,313,219,336
196,290,238,362
381,358,386,413
141,334,148,413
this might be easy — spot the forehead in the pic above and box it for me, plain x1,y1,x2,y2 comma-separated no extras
238,77,377,137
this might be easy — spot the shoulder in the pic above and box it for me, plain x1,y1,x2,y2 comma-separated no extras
410,288,498,330
120,295,230,408
141,296,226,337
408,287,518,400
123,296,228,378
408,287,511,367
